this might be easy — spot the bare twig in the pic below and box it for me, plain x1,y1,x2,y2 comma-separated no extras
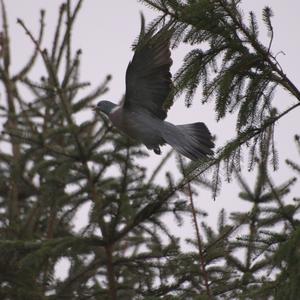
12,10,45,81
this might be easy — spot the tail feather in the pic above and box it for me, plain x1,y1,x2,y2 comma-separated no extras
162,122,214,161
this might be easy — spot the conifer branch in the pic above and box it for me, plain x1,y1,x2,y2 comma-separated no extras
179,157,212,299
148,149,173,184
266,176,297,229
51,3,66,63
55,0,83,70
105,244,117,300
1,0,21,229
2,1,300,298
0,0,10,71
17,16,92,175
217,0,300,101
12,10,45,81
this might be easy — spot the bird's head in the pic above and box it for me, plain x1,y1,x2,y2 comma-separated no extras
93,100,117,116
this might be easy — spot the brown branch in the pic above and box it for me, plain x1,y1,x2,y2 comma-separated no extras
12,10,45,81
105,244,117,300
187,181,212,298
179,157,212,298
1,0,10,70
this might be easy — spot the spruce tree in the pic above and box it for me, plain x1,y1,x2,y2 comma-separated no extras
0,1,299,300
0,1,210,299
140,0,300,191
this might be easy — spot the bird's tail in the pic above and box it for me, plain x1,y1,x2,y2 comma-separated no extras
162,122,214,161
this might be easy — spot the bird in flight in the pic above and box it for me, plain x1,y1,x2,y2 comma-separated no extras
94,22,214,161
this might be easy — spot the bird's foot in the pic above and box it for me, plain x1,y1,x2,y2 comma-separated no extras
154,147,161,155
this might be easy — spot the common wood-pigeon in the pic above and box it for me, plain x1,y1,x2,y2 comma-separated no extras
94,25,214,161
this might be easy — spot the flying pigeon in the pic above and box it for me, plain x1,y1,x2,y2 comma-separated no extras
94,25,214,161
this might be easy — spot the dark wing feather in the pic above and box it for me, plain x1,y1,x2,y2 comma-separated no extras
124,29,173,120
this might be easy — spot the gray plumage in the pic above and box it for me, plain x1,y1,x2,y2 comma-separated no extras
94,23,214,161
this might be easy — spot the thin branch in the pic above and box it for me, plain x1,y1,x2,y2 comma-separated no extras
105,244,117,300
12,10,45,81
148,149,173,184
51,3,66,63
179,157,212,299
55,0,83,70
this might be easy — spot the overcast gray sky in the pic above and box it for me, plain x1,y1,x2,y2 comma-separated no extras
1,1,300,266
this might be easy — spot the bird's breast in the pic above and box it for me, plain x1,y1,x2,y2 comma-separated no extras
109,107,164,145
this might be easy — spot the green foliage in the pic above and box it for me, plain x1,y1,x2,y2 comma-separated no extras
0,1,211,299
181,139,299,299
140,0,300,192
0,1,299,299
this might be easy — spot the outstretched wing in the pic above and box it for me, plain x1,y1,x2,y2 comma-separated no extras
124,26,173,120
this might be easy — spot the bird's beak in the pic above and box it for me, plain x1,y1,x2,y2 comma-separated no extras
92,105,97,111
